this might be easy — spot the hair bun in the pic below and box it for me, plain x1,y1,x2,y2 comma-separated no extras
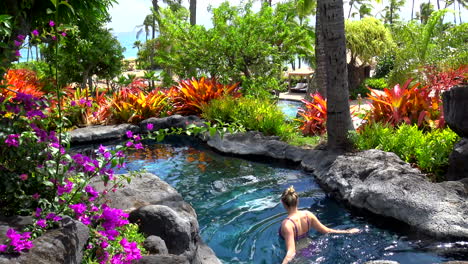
286,186,296,195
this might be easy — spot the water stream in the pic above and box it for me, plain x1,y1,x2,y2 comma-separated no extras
117,136,467,263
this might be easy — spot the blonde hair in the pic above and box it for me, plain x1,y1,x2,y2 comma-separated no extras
281,185,298,208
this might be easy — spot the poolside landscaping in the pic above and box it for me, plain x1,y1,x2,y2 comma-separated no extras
1,0,467,263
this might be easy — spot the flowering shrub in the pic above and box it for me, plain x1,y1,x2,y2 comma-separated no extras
423,65,468,96
0,91,145,262
297,92,328,136
171,77,241,116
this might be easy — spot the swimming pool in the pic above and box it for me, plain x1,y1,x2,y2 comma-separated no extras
120,136,467,263
277,100,303,120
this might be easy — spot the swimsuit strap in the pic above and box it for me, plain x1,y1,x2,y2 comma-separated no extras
285,217,299,239
306,213,310,231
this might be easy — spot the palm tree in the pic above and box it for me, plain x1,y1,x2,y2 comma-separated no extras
317,0,353,150
189,0,196,25
136,14,153,41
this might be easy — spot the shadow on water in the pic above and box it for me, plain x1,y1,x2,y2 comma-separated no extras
76,135,468,263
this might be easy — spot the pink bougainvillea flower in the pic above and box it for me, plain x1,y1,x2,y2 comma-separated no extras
61,32,67,37
6,229,34,252
57,179,74,196
134,143,144,150
17,34,25,41
34,207,42,218
31,29,39,36
0,244,7,252
36,219,47,228
69,203,87,216
49,20,55,27
126,131,133,138
14,40,22,47
32,193,40,200
19,174,28,181
146,123,154,131
85,185,99,201
125,141,133,147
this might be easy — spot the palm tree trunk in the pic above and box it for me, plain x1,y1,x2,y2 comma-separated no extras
348,0,354,18
318,0,353,150
411,0,415,20
189,0,196,25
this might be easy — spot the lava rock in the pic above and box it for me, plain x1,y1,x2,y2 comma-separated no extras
144,236,168,255
364,261,399,264
129,205,193,256
446,138,468,181
69,124,140,144
140,115,205,133
311,149,468,239
0,216,88,264
443,85,468,137
137,254,189,264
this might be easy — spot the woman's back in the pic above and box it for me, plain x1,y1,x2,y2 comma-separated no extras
280,210,311,241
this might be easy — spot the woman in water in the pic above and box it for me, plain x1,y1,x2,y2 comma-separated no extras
280,186,360,264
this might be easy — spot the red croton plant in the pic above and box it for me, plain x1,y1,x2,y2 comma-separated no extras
297,92,327,136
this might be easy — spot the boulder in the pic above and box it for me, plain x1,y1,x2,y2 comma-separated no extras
144,236,168,255
309,149,468,239
69,124,140,144
0,216,88,264
91,173,220,264
140,115,205,133
446,138,468,181
129,205,194,257
443,85,468,137
206,131,307,161
137,254,189,264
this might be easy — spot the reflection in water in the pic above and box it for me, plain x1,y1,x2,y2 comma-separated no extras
118,137,466,264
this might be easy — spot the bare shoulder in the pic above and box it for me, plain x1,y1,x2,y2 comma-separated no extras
303,210,317,220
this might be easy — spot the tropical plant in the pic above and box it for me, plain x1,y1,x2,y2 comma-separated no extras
201,96,295,140
1,69,45,98
352,123,460,180
297,92,328,136
366,79,443,129
365,78,388,90
171,77,241,116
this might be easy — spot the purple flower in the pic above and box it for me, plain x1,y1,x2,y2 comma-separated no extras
35,208,42,218
79,98,86,105
19,174,28,181
98,145,107,154
146,123,154,131
70,100,76,106
57,179,74,196
126,131,133,138
125,141,133,147
32,193,40,200
83,162,96,172
85,185,99,201
86,101,92,107
79,216,92,225
46,213,62,222
120,238,142,261
26,109,46,118
14,50,21,57
134,143,144,150
5,134,19,147
103,152,111,159
0,244,6,252
116,151,124,158
49,20,55,27
100,239,109,249
17,35,25,41
32,29,39,36
69,203,87,216
52,35,56,41
36,219,46,228
61,32,67,37
14,40,22,47
6,229,34,252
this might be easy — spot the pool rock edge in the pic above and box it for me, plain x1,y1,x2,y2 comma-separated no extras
69,118,468,241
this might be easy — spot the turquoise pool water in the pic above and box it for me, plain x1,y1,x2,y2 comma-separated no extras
119,137,466,263
277,100,303,120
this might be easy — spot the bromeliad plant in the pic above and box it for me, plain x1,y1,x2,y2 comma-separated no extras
0,69,46,98
297,92,328,136
366,79,443,130
171,77,241,116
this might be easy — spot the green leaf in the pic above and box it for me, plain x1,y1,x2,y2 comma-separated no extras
59,1,75,15
46,8,54,14
50,0,58,8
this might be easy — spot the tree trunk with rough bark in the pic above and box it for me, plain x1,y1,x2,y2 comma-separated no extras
189,0,196,25
305,4,327,101
318,0,354,150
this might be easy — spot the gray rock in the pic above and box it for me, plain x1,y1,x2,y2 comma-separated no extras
129,205,194,257
144,236,168,255
137,254,189,264
193,241,222,264
140,115,205,133
312,149,468,239
446,138,468,181
91,173,220,263
0,216,88,264
69,124,140,144
206,131,299,160
212,180,227,192
443,85,468,137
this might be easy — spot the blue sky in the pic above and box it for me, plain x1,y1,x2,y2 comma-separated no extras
107,0,466,33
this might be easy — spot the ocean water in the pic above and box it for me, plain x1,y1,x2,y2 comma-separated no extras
113,31,141,59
